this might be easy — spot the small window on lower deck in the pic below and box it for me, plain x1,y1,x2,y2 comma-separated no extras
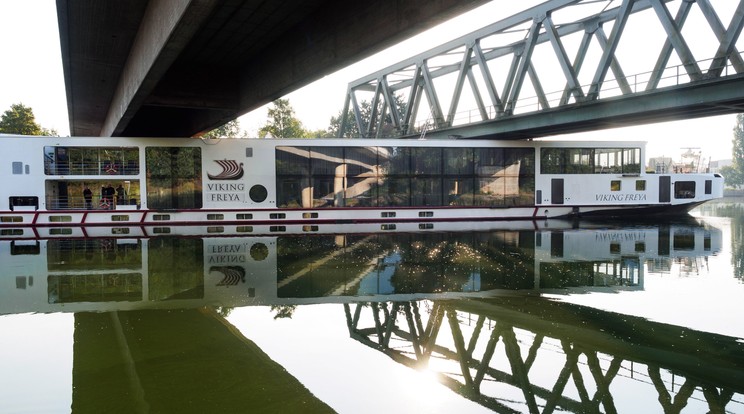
49,215,72,222
635,180,646,191
611,181,621,191
705,180,712,194
674,181,696,199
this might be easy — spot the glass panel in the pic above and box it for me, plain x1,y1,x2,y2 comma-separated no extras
412,148,442,175
68,147,84,175
506,148,535,206
540,148,563,174
623,148,641,173
378,177,410,206
476,148,505,175
444,178,474,206
345,176,378,207
565,148,593,173
123,148,139,174
276,147,310,176
310,147,344,176
44,146,54,174
82,148,98,175
444,148,474,175
345,147,378,177
595,148,623,174
276,177,308,208
382,147,410,176
475,176,505,206
516,175,535,206
411,177,442,206
101,148,122,175
311,176,336,208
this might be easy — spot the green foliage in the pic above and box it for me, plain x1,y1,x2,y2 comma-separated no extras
270,305,297,319
258,99,309,138
328,95,407,138
725,114,744,188
0,103,56,135
721,165,742,188
201,119,245,138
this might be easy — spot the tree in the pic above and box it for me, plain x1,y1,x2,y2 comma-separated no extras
270,305,296,319
258,99,308,138
0,103,56,136
201,119,245,138
327,95,407,138
722,114,744,188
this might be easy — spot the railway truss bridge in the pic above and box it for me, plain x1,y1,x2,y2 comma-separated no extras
339,0,744,140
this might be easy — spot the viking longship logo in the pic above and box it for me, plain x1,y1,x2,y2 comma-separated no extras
208,159,244,180
212,266,246,286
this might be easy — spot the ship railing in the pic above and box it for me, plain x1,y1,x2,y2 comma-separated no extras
46,161,139,176
45,195,139,210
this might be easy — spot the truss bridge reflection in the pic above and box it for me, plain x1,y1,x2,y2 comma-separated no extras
345,297,744,413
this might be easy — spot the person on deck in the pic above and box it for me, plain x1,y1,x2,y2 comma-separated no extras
116,184,126,206
83,186,92,209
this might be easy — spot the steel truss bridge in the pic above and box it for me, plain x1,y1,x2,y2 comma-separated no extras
339,0,744,139
345,297,744,413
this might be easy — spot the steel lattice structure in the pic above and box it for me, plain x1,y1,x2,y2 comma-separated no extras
339,0,744,139
344,298,744,413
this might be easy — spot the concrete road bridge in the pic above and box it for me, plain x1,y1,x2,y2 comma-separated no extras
56,0,488,137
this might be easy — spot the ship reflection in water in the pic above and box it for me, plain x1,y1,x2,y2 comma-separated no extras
1,219,742,413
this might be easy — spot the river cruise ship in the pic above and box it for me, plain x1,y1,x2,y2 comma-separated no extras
0,135,723,227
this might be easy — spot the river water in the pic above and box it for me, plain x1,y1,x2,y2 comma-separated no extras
1,200,743,413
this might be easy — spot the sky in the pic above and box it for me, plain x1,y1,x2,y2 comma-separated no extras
0,0,739,163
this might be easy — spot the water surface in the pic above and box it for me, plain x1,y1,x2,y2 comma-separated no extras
1,202,743,413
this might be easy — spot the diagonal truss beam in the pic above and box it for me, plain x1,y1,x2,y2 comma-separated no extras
340,0,744,139
345,299,744,413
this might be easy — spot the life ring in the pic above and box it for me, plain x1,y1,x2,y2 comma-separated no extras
99,198,110,209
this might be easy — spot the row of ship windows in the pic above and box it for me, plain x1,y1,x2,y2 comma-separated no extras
0,211,437,223
1,223,436,237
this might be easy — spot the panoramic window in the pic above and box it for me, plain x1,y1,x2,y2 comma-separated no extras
44,146,139,176
145,147,202,209
540,147,641,174
275,145,536,209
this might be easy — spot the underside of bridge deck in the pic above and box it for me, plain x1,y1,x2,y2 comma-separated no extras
57,0,488,137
